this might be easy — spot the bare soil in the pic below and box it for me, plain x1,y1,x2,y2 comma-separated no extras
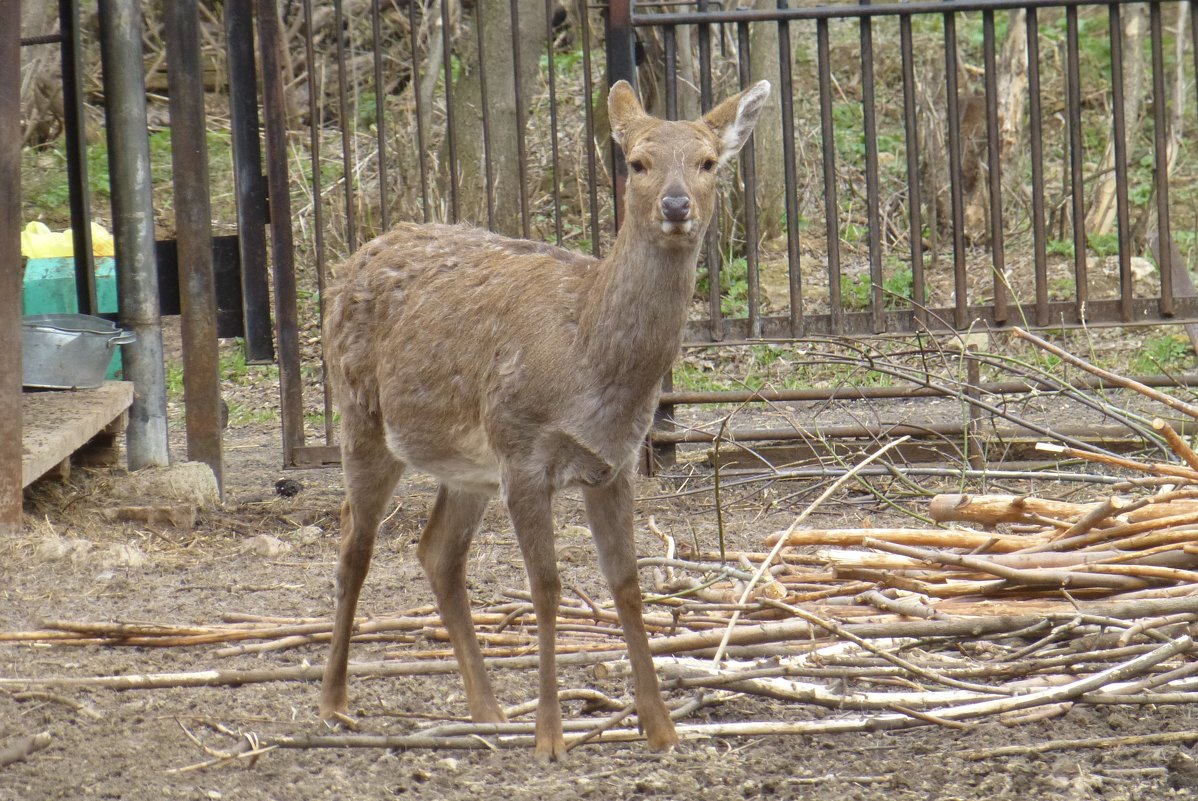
3,419,1198,801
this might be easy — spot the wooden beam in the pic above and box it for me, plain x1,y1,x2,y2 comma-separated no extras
0,0,22,535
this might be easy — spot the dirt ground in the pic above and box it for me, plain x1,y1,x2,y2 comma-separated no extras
3,411,1198,801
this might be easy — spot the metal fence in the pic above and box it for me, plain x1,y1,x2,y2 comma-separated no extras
628,0,1198,343
211,0,1198,467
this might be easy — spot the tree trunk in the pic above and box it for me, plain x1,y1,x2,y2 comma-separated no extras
1087,4,1148,235
1166,1,1188,175
749,0,785,240
450,0,548,236
21,0,63,145
996,10,1027,162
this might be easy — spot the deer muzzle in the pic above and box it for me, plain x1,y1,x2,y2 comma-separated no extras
659,194,694,234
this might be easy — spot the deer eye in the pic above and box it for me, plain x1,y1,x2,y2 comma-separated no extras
701,158,717,172
629,159,647,174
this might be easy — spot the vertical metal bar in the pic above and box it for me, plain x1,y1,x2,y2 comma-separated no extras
0,0,21,534
1109,2,1132,323
256,0,306,458
98,0,170,470
698,0,721,340
664,26,678,120
409,0,431,222
1065,4,1087,322
333,0,358,250
475,0,496,229
818,18,842,334
510,0,531,238
982,9,1007,323
579,0,600,256
299,0,333,442
225,0,274,363
607,0,635,231
1149,0,1174,315
545,0,563,244
301,0,334,445
1027,7,1048,326
372,0,390,231
737,22,762,338
60,0,97,316
165,0,224,492
441,0,460,221
777,2,801,336
859,1,884,334
900,13,925,327
944,10,968,329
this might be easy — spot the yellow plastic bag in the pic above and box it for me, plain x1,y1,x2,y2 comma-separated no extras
21,221,116,258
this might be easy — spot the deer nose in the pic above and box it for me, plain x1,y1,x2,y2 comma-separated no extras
661,195,691,222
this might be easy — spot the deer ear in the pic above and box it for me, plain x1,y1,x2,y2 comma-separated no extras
703,80,771,165
608,80,647,152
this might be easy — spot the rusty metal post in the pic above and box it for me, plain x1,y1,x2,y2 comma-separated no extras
606,0,634,230
0,0,22,535
98,0,171,470
165,0,224,492
256,0,306,462
60,0,97,315
224,0,274,363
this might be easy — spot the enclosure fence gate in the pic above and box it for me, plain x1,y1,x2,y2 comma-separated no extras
243,0,1198,471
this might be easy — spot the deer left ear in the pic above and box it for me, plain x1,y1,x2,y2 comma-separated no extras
608,80,648,153
702,80,771,165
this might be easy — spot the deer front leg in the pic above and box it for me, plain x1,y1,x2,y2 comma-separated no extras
418,485,505,724
503,473,566,761
583,470,679,752
319,429,405,721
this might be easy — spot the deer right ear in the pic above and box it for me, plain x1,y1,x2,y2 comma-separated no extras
608,80,647,152
703,80,772,165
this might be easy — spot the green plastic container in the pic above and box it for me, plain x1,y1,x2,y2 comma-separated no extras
22,256,122,378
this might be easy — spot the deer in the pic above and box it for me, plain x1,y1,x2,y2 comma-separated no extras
318,78,771,760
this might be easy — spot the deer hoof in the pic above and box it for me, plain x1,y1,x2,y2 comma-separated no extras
534,734,568,762
646,726,680,752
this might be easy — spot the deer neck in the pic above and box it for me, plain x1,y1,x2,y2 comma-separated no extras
574,223,701,397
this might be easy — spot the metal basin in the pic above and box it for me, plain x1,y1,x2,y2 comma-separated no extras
22,313,136,390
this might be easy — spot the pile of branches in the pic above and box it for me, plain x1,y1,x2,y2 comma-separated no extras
5,462,1198,758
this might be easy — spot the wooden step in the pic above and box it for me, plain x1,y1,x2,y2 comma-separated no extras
22,381,134,486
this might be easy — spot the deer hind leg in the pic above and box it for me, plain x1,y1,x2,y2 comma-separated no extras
583,469,679,752
319,412,405,720
417,484,505,724
503,473,565,761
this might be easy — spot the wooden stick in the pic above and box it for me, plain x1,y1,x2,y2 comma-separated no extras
958,729,1198,760
1056,496,1127,539
1012,327,1198,421
928,493,1102,526
768,527,1037,554
1036,442,1198,483
864,539,1151,591
1153,418,1198,471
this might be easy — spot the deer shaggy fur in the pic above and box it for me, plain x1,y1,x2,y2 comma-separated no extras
320,78,770,759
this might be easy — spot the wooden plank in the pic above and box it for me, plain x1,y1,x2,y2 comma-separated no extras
22,381,134,487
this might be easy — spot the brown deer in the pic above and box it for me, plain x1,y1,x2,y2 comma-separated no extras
319,78,770,760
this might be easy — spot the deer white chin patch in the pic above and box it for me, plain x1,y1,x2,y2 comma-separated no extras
660,219,695,235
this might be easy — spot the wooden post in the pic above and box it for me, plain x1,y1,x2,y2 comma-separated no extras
0,0,22,535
